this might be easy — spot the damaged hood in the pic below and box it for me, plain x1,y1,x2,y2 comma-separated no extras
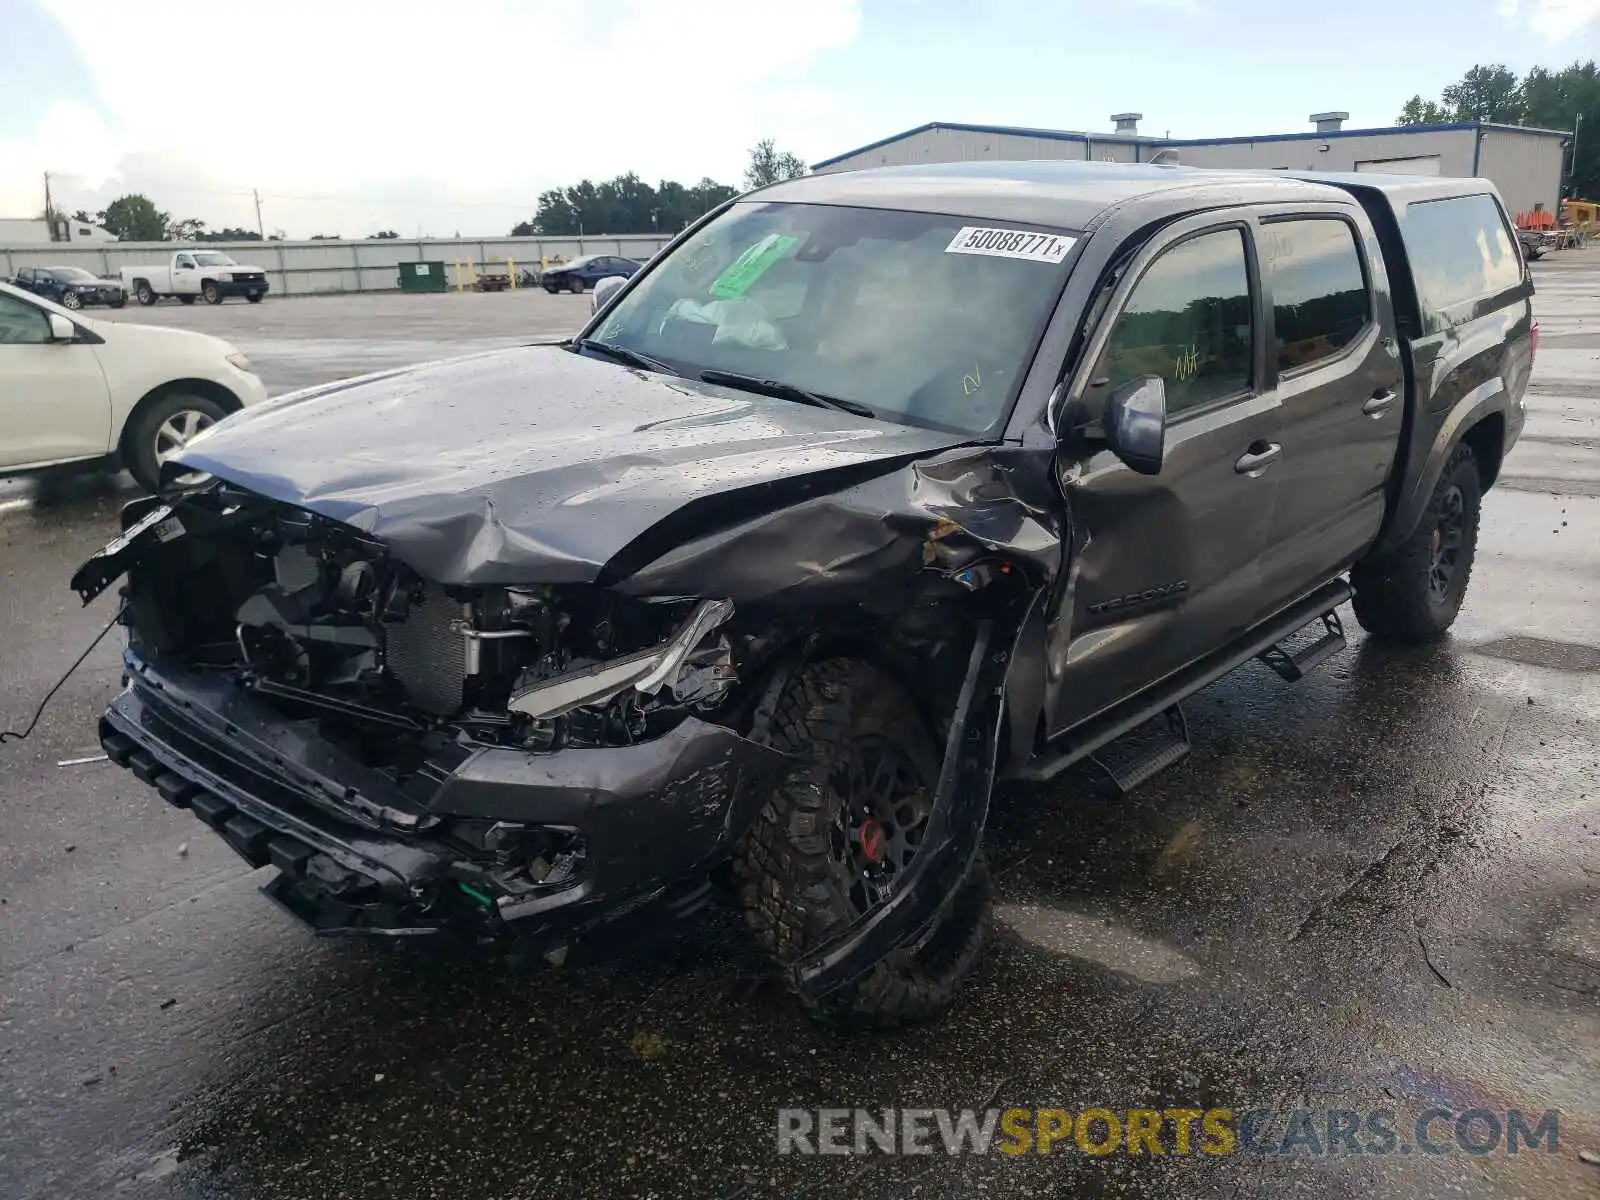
177,346,966,586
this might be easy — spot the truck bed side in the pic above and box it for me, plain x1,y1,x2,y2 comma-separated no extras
1317,178,1534,554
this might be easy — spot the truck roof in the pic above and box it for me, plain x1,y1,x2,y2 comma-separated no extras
754,160,1354,230
1279,170,1505,206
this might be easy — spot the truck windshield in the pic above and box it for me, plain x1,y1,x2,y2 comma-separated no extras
590,201,1077,435
192,253,237,267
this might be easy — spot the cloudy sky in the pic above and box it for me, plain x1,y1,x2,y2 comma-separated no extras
2,0,1597,239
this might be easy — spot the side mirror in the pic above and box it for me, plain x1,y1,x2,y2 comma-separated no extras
591,275,626,314
48,313,77,342
1105,375,1166,475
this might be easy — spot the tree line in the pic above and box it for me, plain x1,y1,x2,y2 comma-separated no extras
1399,60,1600,196
509,138,807,236
49,196,403,243
46,138,808,243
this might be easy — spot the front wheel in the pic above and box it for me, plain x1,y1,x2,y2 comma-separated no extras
110,299,126,309
123,392,228,492
737,658,990,1027
567,276,586,294
246,293,264,304
201,282,222,305
1352,443,1482,643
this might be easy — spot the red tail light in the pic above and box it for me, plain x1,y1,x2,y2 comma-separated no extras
1531,320,1540,360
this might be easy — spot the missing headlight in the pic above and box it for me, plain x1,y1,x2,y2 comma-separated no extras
506,598,734,720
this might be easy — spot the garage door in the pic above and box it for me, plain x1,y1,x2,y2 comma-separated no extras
1355,155,1443,176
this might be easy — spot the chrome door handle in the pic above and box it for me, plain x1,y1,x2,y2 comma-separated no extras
1234,442,1282,476
1363,389,1397,417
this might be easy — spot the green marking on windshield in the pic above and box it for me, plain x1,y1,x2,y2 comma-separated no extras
710,234,798,299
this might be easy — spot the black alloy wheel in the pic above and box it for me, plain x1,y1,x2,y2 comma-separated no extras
829,738,931,917
1428,484,1467,602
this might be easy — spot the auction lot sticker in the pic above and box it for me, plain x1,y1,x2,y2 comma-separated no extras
945,227,1076,263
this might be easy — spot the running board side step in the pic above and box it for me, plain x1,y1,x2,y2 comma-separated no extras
1012,579,1352,785
1256,609,1346,682
1090,704,1190,794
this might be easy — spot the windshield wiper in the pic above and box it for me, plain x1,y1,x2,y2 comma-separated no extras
572,338,674,374
698,370,877,418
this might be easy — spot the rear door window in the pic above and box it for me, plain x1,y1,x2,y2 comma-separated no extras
1402,194,1523,326
1261,218,1371,373
1091,228,1254,416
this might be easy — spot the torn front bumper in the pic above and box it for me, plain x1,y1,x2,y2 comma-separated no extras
101,651,789,942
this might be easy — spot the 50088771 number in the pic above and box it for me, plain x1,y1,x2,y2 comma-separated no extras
946,226,1076,264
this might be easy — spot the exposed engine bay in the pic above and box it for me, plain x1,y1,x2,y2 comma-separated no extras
109,487,744,772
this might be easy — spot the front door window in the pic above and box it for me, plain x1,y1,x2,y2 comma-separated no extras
1090,229,1254,415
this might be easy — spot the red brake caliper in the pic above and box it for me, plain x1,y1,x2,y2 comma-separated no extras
858,819,886,864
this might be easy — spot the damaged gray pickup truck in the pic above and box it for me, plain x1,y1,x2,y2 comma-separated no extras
74,162,1532,1025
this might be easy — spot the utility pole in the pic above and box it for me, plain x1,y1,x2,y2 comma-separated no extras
1572,112,1583,199
43,171,56,240
253,188,265,239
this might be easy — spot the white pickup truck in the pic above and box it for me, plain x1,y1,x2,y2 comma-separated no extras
121,251,270,306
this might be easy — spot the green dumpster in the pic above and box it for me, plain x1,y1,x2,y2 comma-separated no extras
398,261,448,292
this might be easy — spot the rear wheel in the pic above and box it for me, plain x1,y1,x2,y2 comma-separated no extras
246,293,264,304
1352,443,1482,643
737,658,990,1027
135,282,155,305
178,294,196,306
61,291,83,310
123,392,228,492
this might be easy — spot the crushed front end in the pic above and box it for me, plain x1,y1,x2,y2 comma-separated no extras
75,486,790,950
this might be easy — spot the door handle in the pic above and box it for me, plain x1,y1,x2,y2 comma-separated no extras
1234,442,1282,476
1363,388,1397,417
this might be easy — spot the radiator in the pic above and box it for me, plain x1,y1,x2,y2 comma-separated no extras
383,592,469,715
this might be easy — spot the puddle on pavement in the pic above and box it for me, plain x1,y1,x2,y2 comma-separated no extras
1472,635,1600,673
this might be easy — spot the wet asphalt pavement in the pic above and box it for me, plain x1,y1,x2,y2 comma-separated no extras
1,277,1597,1199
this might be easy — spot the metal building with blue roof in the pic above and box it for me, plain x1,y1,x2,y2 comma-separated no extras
812,114,1570,219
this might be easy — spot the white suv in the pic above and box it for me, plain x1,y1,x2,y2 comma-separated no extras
0,281,268,491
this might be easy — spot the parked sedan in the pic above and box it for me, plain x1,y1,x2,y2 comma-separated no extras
11,265,127,309
541,254,640,294
0,281,267,491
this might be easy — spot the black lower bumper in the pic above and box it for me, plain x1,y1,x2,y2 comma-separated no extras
211,279,268,298
102,653,788,943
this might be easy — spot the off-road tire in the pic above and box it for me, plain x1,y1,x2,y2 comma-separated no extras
134,281,155,305
123,391,228,493
738,658,991,1027
202,282,223,305
1352,442,1482,643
